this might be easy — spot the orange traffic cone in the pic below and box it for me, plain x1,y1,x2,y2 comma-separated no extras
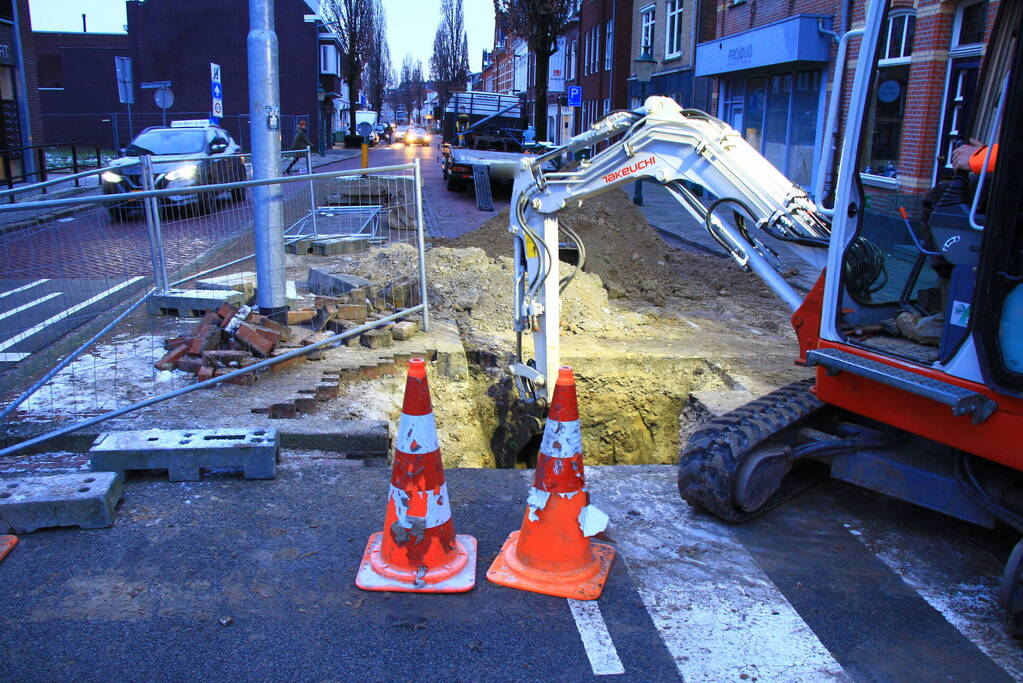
356,357,477,592
0,535,17,563
487,367,614,600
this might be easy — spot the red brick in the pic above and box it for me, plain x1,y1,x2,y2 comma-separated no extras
235,322,276,356
197,366,215,383
202,349,254,367
155,344,188,371
175,356,204,374
269,402,298,419
288,308,317,324
214,368,256,386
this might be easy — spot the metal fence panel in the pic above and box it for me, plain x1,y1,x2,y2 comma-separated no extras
0,158,428,455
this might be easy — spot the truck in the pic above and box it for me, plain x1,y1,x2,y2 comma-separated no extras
441,91,521,146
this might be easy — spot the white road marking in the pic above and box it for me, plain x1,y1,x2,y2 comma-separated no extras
0,291,62,321
582,467,848,682
845,521,1023,680
0,279,50,299
0,277,144,353
568,599,625,676
0,353,28,362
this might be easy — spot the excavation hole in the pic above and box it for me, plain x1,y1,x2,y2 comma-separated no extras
470,355,734,468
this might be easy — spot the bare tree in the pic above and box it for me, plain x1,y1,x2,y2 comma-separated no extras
493,0,574,140
429,0,470,121
324,0,376,135
365,0,392,116
399,55,426,125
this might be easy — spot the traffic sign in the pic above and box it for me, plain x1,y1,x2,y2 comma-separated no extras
210,62,222,119
567,85,582,108
154,87,174,110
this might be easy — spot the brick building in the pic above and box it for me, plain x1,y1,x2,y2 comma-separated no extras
0,0,42,177
30,0,332,151
627,0,712,112
694,0,998,199
575,0,634,135
34,31,129,147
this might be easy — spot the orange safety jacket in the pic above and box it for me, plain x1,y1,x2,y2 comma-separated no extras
969,144,999,174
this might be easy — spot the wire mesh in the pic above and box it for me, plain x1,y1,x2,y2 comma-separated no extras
0,157,425,437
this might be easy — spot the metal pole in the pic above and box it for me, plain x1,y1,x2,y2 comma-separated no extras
413,159,430,332
10,3,35,181
248,0,287,323
139,155,170,294
307,146,318,238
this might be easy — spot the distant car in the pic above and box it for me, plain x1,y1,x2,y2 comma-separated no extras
101,123,246,220
404,127,431,147
393,125,410,143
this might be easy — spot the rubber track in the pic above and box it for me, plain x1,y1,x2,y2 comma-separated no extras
677,378,823,522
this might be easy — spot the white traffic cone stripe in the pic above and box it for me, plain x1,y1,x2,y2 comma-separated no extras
395,411,440,454
539,418,583,459
389,483,452,529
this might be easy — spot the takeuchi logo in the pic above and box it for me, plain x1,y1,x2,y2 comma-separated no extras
602,156,656,183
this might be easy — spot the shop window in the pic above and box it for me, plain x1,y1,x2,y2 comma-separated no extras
861,12,915,180
666,0,684,58
721,69,820,188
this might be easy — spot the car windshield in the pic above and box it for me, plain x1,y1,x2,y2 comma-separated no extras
125,130,206,156
412,128,426,136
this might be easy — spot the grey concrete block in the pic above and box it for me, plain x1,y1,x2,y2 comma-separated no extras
307,268,371,297
311,236,370,255
0,472,122,533
426,319,469,379
146,289,245,317
90,428,280,481
195,271,257,299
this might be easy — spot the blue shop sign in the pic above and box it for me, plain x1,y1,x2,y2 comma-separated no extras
695,15,832,77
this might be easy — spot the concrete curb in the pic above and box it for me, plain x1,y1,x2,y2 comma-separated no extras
0,418,389,458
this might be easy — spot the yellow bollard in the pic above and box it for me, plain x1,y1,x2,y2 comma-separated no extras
361,143,369,168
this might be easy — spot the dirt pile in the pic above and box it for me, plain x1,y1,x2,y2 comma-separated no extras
443,189,791,334
333,243,618,336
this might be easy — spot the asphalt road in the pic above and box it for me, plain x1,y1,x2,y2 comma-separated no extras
0,460,1020,681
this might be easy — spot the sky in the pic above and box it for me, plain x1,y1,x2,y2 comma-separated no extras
29,0,495,73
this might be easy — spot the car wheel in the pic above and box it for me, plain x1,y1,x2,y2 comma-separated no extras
446,176,462,192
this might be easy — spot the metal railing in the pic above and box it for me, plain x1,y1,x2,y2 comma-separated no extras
0,155,429,457
0,142,108,197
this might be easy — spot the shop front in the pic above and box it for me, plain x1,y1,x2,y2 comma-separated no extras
696,15,832,191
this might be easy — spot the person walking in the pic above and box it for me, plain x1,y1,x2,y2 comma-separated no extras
285,120,311,174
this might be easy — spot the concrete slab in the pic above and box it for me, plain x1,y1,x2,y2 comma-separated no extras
307,268,371,296
0,471,122,533
89,428,279,481
311,236,370,255
146,289,245,317
194,271,258,299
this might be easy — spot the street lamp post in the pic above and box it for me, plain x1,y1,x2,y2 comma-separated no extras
632,45,655,206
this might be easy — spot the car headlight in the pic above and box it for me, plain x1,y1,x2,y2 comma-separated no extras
165,164,198,182
101,171,123,183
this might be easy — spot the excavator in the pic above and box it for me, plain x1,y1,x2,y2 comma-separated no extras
503,1,1023,634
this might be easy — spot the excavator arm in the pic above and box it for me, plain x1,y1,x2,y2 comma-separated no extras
508,96,832,402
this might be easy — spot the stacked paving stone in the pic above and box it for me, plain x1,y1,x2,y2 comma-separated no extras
155,302,293,385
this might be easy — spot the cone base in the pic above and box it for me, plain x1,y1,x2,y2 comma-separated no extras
0,535,17,563
355,532,477,593
486,530,615,600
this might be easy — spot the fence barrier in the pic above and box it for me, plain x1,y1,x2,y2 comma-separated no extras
0,154,429,457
